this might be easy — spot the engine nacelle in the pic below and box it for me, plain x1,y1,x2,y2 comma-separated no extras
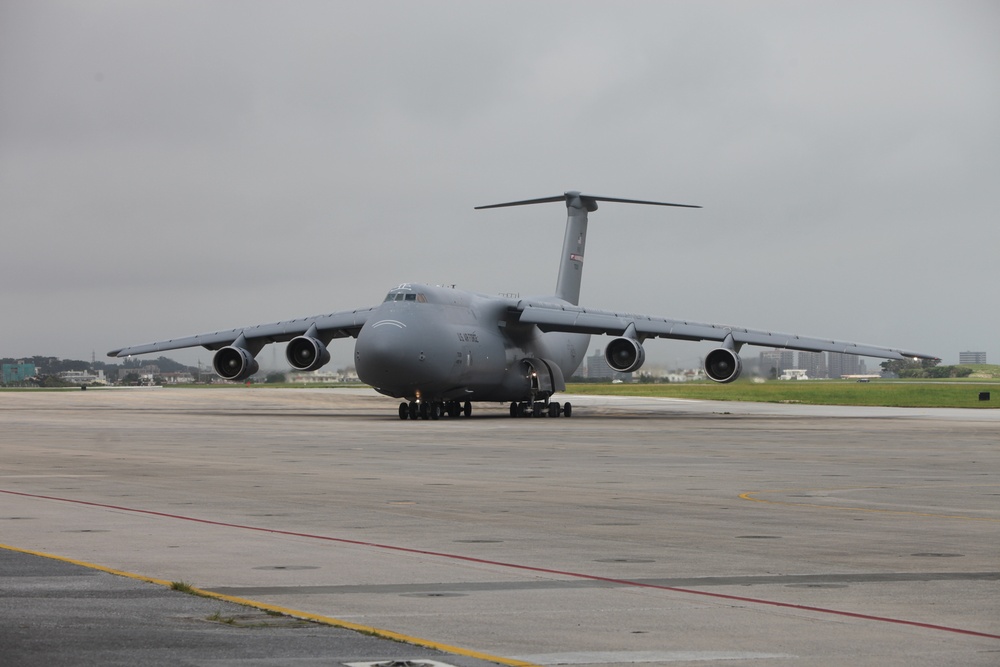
286,336,331,372
705,347,743,383
213,346,260,382
605,337,646,373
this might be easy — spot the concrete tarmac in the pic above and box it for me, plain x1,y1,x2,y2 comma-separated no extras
1,387,998,666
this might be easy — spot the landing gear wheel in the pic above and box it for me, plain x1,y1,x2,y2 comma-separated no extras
399,402,409,420
548,402,561,417
408,402,418,419
430,402,441,420
419,402,429,420
563,402,572,417
509,402,518,417
532,402,544,417
463,400,472,417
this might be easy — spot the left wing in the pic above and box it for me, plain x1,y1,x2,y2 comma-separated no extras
514,301,936,361
108,307,375,358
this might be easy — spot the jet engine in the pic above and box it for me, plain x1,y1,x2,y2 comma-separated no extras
213,346,260,382
286,335,331,372
705,347,743,383
605,337,646,373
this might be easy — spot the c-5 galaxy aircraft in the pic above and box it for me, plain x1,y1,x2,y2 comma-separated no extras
109,191,937,419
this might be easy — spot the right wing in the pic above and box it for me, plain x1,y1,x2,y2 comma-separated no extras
107,307,375,358
515,301,936,361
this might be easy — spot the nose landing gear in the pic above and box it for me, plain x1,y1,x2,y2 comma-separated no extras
398,400,473,420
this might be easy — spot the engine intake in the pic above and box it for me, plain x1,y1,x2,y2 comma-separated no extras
605,337,645,373
213,346,260,382
286,336,331,372
705,347,742,383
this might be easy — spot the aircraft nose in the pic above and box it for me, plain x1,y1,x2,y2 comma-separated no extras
355,320,447,393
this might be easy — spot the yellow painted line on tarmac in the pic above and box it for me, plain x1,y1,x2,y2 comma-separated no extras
740,488,1000,522
0,542,541,667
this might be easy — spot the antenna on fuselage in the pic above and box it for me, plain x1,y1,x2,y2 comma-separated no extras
475,191,700,306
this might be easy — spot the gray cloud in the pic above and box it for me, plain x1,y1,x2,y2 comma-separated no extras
2,0,998,367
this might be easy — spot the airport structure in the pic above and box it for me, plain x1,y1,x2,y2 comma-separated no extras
58,370,107,385
6,389,996,664
959,351,987,364
2,362,36,384
828,351,864,378
756,350,867,379
797,351,827,379
586,348,632,382
759,349,795,377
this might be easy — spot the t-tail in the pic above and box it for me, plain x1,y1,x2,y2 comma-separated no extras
476,191,700,305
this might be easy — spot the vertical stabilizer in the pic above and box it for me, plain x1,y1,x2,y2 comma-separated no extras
554,192,595,305
475,191,699,306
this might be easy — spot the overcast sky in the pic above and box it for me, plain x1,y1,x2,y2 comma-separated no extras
2,0,998,370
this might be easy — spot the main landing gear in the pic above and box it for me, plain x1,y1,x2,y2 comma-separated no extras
509,400,572,418
399,400,472,420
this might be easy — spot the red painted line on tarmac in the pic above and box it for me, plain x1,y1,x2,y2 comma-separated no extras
5,488,1000,641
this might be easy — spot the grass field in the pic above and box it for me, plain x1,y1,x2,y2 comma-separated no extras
565,380,1000,409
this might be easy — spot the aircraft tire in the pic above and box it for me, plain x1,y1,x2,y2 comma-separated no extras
430,403,441,420
563,402,572,417
509,402,517,417
409,402,418,419
419,403,429,420
398,402,409,420
463,401,472,417
548,402,560,417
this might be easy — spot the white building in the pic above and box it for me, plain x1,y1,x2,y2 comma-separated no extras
59,370,107,385
288,369,360,383
666,368,707,383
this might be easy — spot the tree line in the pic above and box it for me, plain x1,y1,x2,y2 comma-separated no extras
1,355,197,386
879,358,973,379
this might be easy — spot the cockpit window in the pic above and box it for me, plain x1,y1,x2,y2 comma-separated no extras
384,291,427,303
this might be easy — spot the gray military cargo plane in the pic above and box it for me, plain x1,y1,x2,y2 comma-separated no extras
109,191,937,419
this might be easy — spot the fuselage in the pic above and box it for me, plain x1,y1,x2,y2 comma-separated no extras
354,283,589,403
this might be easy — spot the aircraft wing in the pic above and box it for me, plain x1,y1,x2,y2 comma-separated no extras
107,307,375,358
515,302,936,361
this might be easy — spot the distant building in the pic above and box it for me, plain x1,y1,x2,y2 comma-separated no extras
160,372,195,384
586,349,632,382
797,351,827,379
759,349,794,377
779,369,809,380
666,368,706,383
2,362,36,384
59,370,107,385
288,369,360,383
959,351,987,365
118,365,160,385
828,352,864,378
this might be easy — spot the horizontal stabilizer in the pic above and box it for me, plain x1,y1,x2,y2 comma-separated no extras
475,191,701,210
